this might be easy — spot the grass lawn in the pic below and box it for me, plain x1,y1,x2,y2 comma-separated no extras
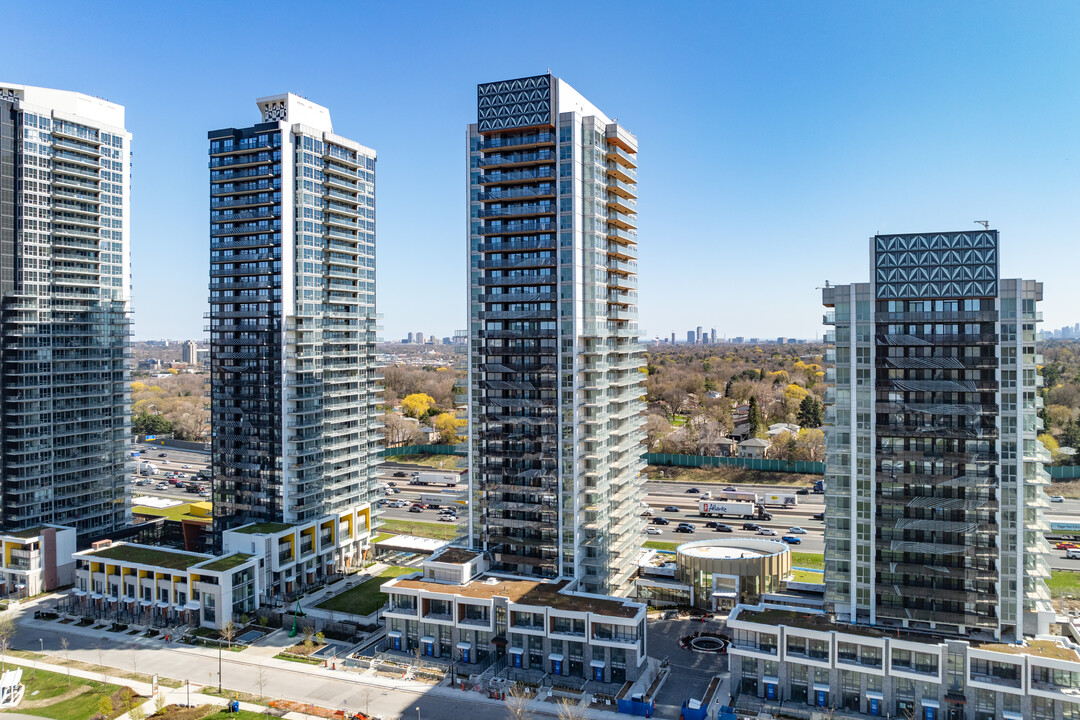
1048,570,1080,595
7,667,128,720
1049,480,1080,498
202,710,271,720
643,541,679,552
316,566,414,616
791,569,824,584
371,532,394,544
791,552,824,570
378,519,459,540
386,454,460,470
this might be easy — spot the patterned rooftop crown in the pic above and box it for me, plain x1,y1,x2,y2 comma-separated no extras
477,74,553,132
874,231,999,299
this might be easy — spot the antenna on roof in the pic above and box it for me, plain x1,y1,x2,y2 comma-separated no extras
974,220,989,229
815,281,830,290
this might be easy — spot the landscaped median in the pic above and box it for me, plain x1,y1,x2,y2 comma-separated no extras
316,566,414,616
7,667,135,720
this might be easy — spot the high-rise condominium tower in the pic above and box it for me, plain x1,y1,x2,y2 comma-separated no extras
822,230,1052,639
209,94,380,538
467,74,645,596
0,83,132,536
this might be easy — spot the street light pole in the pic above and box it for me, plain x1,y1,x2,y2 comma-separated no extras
38,639,43,653
415,707,420,720
218,641,222,693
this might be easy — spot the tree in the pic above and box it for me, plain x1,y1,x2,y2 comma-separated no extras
401,393,436,419
60,636,71,686
797,395,824,428
133,413,173,436
504,683,534,720
382,412,419,447
0,616,13,671
98,696,114,719
220,620,237,649
1062,420,1080,450
255,665,268,702
555,697,588,720
433,412,466,444
302,624,316,655
794,428,825,462
747,396,765,437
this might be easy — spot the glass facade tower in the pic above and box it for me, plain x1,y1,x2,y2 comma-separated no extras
0,83,133,536
209,94,380,539
822,230,1053,640
467,75,646,596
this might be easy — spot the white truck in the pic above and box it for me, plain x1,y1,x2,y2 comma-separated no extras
717,490,759,504
410,472,459,487
421,493,464,509
698,500,771,520
760,493,798,508
139,461,158,476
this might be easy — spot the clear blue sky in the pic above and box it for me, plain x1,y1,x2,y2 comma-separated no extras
6,1,1079,341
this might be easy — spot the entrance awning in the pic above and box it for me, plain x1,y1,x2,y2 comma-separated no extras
508,647,524,655
139,599,152,607
590,660,606,668
922,700,940,709
1002,712,1024,720
73,590,87,597
812,683,830,692
866,691,883,700
491,636,508,645
762,676,779,685
387,630,403,639
90,592,102,600
548,653,564,661
711,591,738,598
420,636,435,644
156,601,170,609
185,602,201,611
456,642,472,650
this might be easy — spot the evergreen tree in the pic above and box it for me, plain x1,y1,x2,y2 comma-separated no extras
747,396,764,437
797,396,824,428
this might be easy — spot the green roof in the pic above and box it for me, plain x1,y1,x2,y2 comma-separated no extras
86,544,207,571
133,503,212,524
233,522,293,535
5,527,46,539
197,553,253,572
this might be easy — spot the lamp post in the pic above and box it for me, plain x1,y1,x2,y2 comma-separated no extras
218,639,222,693
38,638,43,653
415,707,420,720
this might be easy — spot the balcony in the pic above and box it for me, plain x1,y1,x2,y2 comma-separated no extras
478,167,556,185
606,162,636,184
479,220,556,236
478,204,556,219
479,133,555,152
605,144,638,169
478,150,554,168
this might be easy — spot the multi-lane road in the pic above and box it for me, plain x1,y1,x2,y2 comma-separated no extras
131,446,1080,569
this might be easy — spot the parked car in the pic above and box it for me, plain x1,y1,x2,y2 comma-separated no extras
663,505,680,513
788,527,807,534
811,513,825,521
742,523,760,531
408,505,424,513
644,527,662,535
758,528,777,536
1051,495,1066,503
796,488,809,495
713,524,733,533
393,471,408,478
673,526,695,534
685,488,700,494
653,517,671,526
782,536,802,545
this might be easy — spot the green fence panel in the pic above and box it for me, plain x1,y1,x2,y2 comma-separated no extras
644,452,825,475
1049,466,1080,480
380,444,466,457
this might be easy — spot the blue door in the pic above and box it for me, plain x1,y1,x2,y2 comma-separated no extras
425,641,434,656
513,653,522,668
461,648,469,664
816,690,827,707
393,636,401,651
594,665,604,682
552,659,562,675
765,683,776,701
924,707,936,720
869,698,879,716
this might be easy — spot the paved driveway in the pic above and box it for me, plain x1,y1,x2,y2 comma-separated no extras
647,617,728,715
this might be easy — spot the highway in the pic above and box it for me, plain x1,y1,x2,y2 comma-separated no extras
130,448,1080,569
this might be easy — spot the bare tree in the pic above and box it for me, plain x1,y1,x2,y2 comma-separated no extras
504,682,534,720
60,636,71,686
0,616,14,672
555,697,588,720
220,620,237,649
255,665,268,703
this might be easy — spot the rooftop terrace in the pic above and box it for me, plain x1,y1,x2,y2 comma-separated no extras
233,522,294,535
197,553,254,573
83,544,208,571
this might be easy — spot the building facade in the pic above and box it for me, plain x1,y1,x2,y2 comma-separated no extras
466,74,646,596
729,603,1080,720
208,94,380,540
72,504,370,628
181,340,198,365
381,547,647,683
821,230,1052,640
0,83,133,537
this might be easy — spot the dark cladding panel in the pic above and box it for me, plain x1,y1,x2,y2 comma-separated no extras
477,75,553,132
